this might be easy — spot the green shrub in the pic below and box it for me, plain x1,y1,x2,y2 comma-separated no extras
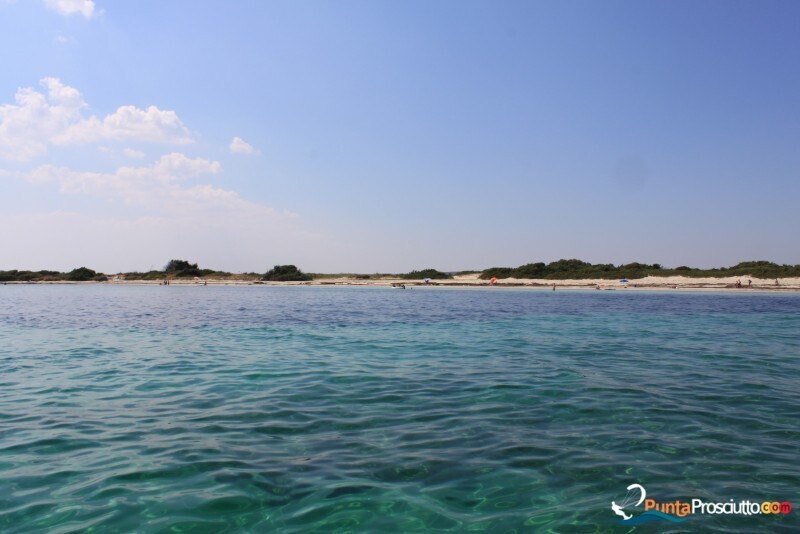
262,265,312,282
480,259,800,280
66,267,98,281
479,267,513,280
399,269,452,280
164,259,202,277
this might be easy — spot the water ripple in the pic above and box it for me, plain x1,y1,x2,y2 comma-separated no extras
1,286,798,531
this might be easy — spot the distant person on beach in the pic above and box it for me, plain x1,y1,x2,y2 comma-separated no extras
776,279,780,286
735,279,741,288
748,279,752,288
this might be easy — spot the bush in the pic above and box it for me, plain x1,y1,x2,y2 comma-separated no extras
262,265,312,282
513,262,547,278
164,259,202,277
479,267,513,280
480,259,800,280
66,267,98,281
399,269,452,280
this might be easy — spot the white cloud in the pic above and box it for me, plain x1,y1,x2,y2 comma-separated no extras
229,136,256,155
43,0,95,19
60,105,194,145
26,153,229,212
0,78,193,161
5,155,327,273
123,148,145,159
0,78,84,161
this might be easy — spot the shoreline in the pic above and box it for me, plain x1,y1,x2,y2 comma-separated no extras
4,274,800,292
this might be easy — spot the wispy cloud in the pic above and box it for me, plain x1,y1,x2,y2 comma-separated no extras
229,136,256,155
25,153,238,212
59,104,194,146
7,154,320,272
0,78,193,162
0,75,328,273
123,148,145,159
43,0,95,19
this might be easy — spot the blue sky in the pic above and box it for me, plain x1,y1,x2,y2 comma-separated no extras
1,0,798,273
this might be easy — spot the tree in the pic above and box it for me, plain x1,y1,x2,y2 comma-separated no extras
399,269,452,280
65,267,97,281
164,259,202,277
262,265,312,281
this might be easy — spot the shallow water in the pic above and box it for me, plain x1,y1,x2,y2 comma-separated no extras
1,285,798,532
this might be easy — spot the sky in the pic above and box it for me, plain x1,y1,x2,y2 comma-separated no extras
1,0,798,273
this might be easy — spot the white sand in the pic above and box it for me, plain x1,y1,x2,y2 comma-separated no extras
14,273,800,291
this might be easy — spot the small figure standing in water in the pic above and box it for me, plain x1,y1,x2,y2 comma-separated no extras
552,283,556,291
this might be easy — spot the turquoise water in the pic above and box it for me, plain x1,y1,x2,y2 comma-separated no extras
1,285,798,533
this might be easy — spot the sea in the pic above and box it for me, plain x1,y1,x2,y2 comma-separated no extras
0,285,798,533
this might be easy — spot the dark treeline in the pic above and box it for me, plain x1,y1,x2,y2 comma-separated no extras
0,267,107,282
398,269,452,280
479,260,800,280
261,265,311,282
3,259,799,282
122,259,233,280
1,260,238,282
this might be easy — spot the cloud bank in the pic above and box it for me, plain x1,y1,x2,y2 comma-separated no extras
0,77,328,273
43,0,95,19
10,153,319,273
0,78,192,161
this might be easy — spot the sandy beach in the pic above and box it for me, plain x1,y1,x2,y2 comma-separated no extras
21,273,780,291
6,273,799,291
303,273,800,291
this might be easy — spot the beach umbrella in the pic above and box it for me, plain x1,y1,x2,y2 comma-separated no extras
490,277,497,284
619,279,629,283
423,277,430,282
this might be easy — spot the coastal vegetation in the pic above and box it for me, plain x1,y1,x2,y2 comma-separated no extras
65,267,107,282
164,259,202,277
479,260,800,280
399,269,453,280
2,260,799,283
122,259,235,280
0,267,107,282
261,265,312,282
